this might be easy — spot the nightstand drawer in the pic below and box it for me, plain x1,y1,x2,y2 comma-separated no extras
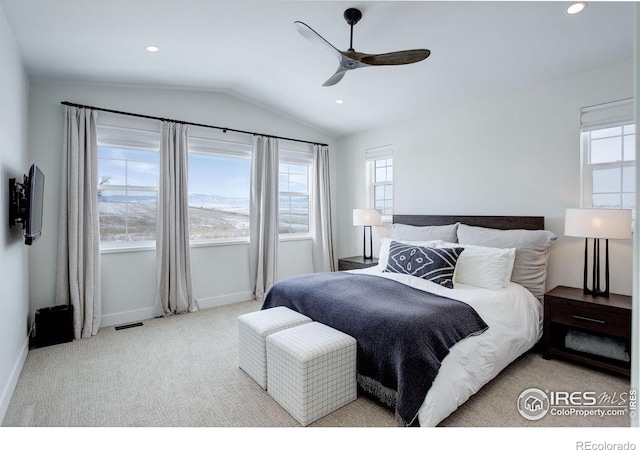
547,302,631,339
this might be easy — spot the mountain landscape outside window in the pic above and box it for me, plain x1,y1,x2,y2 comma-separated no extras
98,128,313,247
188,151,251,241
98,145,159,244
279,162,310,234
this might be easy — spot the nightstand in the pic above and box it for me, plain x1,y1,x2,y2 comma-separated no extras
543,286,631,376
338,256,379,271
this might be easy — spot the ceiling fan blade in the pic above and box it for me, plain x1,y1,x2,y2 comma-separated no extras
322,67,348,87
356,49,431,66
294,21,341,58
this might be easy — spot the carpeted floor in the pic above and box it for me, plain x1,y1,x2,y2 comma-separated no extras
2,300,632,428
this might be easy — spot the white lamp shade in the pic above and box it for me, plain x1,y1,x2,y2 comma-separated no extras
353,209,382,227
564,208,632,239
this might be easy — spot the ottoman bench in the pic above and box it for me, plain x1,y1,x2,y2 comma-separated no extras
237,306,312,389
266,322,357,426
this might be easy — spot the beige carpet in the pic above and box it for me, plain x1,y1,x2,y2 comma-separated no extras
2,300,631,428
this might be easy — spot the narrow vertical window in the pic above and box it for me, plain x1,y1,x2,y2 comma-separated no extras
366,145,393,220
580,99,635,219
279,162,310,234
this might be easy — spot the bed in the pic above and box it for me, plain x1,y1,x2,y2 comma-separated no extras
262,215,557,427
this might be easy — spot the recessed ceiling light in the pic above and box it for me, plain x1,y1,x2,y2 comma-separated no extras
146,45,159,52
336,99,344,104
567,2,586,14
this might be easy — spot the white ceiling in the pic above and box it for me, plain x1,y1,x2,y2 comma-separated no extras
0,1,634,137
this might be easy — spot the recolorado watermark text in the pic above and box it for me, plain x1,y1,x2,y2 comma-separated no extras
576,442,636,450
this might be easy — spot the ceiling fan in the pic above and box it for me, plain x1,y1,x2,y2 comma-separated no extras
294,7,431,87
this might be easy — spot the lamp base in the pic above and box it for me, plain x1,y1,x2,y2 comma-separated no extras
582,287,610,298
582,238,610,298
362,225,374,259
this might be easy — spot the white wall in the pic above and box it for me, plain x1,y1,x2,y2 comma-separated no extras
335,60,635,296
27,82,334,326
0,5,29,423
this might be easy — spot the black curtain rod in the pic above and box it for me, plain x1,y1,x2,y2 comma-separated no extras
60,101,328,147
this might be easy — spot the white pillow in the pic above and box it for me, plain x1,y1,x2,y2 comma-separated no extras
456,224,557,299
438,242,516,290
377,238,440,270
391,223,459,243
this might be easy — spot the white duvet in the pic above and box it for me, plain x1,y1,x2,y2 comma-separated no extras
351,266,543,427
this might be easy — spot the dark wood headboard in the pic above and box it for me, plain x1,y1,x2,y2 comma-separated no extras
393,215,545,231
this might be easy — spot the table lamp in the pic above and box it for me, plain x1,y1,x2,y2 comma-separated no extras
353,209,382,259
564,208,632,297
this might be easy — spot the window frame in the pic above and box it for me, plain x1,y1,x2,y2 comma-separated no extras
580,104,635,218
279,147,313,239
97,125,161,252
97,124,317,251
187,136,252,246
365,145,393,222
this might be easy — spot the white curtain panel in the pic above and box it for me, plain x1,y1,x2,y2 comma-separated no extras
250,136,279,300
155,122,196,315
56,106,101,339
311,144,335,272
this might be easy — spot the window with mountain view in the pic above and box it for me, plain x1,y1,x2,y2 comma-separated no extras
97,145,160,245
279,162,310,234
188,150,251,241
98,126,313,248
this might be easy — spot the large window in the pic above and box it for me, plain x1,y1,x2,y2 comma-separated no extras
97,126,314,248
580,99,635,217
279,160,310,234
188,137,251,242
366,145,393,219
97,126,160,247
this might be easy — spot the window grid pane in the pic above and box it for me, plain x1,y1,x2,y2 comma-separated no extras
374,181,394,216
590,136,622,164
98,145,159,244
279,163,310,235
370,156,394,216
585,124,635,216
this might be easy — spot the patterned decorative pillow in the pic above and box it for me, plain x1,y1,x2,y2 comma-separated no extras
384,241,465,289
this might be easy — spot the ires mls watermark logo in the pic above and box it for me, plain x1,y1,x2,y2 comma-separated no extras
517,388,550,420
517,388,637,421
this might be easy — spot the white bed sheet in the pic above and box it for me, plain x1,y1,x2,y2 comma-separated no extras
351,266,543,427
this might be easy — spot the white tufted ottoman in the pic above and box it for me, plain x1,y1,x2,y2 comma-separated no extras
266,322,357,426
237,306,312,389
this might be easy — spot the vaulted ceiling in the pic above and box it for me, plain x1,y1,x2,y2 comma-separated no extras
0,1,634,137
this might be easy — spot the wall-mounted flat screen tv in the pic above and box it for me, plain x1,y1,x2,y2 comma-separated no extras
8,163,45,245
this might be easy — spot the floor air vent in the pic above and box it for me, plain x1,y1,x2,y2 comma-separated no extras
115,322,143,331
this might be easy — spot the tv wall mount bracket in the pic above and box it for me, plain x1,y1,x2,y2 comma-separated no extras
8,176,28,228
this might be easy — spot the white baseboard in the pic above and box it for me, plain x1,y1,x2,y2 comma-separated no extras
0,336,29,425
101,307,155,328
100,291,253,328
196,291,254,309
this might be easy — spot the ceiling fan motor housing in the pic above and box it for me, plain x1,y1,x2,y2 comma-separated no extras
344,8,362,26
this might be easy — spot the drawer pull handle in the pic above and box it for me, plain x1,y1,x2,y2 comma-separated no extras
572,315,606,324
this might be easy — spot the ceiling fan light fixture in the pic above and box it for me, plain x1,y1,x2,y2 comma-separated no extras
336,99,344,104
146,45,159,52
567,2,586,15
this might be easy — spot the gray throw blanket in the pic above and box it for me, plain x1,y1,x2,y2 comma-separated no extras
262,271,488,426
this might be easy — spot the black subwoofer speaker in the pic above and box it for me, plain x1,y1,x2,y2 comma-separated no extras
34,305,74,348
